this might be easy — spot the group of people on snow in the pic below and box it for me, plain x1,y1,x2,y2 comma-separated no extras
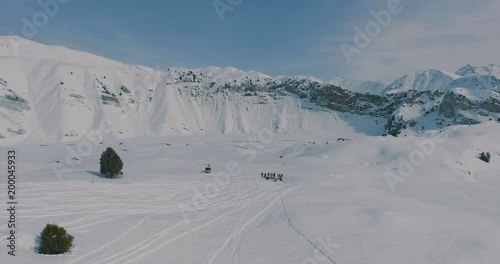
261,172,283,182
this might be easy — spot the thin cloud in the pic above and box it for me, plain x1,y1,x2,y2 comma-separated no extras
324,0,500,82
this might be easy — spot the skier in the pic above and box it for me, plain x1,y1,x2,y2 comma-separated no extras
275,173,283,182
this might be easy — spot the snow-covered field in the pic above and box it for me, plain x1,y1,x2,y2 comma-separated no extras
1,122,500,263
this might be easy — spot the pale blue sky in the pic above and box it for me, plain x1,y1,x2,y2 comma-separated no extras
1,0,499,82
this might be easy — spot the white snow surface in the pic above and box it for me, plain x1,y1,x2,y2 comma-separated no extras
0,36,392,145
1,35,500,264
456,64,500,78
1,36,499,145
329,65,499,95
383,69,462,94
0,122,500,263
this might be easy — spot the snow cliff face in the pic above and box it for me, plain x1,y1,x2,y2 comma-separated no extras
0,37,384,144
0,36,499,144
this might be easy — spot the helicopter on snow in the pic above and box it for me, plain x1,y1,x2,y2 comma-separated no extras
204,164,211,174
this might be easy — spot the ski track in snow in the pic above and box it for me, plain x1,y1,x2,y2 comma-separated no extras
50,175,299,264
279,183,337,264
125,183,297,264
208,181,301,264
79,186,252,263
2,126,500,264
228,179,303,264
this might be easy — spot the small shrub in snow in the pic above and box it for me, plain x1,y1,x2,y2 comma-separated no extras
37,224,73,255
100,147,124,178
478,152,491,163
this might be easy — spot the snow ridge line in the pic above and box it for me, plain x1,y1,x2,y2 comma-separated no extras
278,186,337,264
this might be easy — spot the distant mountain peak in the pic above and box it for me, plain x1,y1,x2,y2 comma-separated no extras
455,64,500,78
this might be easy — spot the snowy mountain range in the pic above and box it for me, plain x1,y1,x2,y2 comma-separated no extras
0,36,499,144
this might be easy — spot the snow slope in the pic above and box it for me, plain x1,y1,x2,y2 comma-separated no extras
383,69,462,94
0,122,499,263
0,36,499,145
456,64,500,78
0,36,386,145
328,65,499,96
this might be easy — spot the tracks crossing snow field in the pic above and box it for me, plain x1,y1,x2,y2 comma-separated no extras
73,178,302,264
0,159,307,264
2,128,500,263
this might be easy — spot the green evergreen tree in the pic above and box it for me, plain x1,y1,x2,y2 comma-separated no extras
100,147,124,178
38,224,74,255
